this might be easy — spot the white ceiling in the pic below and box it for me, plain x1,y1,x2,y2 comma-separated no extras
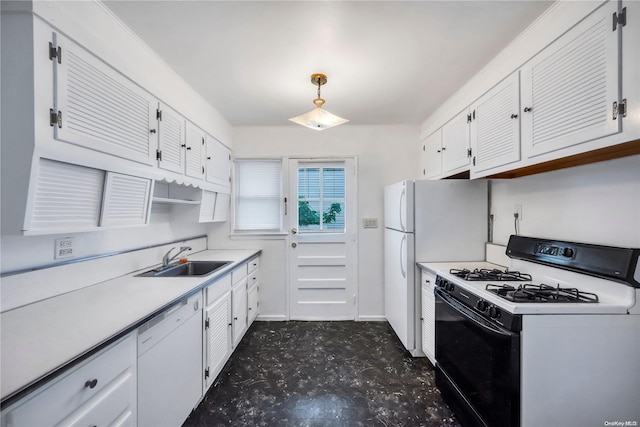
102,1,554,127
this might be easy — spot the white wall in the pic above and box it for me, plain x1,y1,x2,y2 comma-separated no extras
490,155,640,248
0,205,208,273
206,125,420,320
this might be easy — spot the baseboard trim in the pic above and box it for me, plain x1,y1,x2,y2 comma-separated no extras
255,315,288,321
357,315,387,322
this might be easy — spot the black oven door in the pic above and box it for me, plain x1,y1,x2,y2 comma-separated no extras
434,288,520,427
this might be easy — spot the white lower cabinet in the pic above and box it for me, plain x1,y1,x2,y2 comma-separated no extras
0,334,137,427
247,257,260,326
421,270,436,366
231,281,248,348
203,275,233,392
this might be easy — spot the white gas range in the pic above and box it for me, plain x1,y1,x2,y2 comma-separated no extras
429,235,640,427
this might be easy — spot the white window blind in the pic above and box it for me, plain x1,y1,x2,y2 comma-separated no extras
234,160,282,231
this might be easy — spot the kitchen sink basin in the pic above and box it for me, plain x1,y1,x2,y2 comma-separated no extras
136,261,231,277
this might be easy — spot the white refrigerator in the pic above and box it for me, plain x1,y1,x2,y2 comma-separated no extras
384,179,488,356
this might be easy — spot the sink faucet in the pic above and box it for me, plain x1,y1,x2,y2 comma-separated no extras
162,246,192,267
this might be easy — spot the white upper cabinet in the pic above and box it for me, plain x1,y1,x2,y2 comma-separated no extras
441,109,472,174
199,190,217,223
24,159,105,233
521,0,620,159
205,135,232,193
185,121,206,179
420,130,443,179
52,32,157,166
470,72,521,176
157,103,186,174
100,172,153,227
212,193,230,223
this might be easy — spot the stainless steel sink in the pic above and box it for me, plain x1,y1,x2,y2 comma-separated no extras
136,261,231,277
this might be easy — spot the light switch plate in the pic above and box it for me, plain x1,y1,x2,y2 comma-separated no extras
363,218,378,228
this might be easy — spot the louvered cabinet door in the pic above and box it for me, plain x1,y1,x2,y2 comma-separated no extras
199,190,216,223
441,109,471,174
420,130,442,179
205,136,232,193
185,122,206,179
212,193,230,223
470,72,521,175
204,294,232,391
53,33,156,166
24,159,105,233
157,103,186,174
521,0,620,158
101,172,153,227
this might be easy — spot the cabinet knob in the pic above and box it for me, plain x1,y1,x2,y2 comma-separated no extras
207,156,211,160
524,107,532,112
181,144,186,148
510,114,518,119
150,129,156,134
441,147,446,151
84,379,98,389
186,146,192,151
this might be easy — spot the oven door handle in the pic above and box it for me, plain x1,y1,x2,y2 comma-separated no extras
435,288,517,338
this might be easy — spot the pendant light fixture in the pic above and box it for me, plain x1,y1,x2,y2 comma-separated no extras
289,73,349,131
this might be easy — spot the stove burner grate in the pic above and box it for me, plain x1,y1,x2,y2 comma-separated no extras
449,268,532,282
485,283,599,303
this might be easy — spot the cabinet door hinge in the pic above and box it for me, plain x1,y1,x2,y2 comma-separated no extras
204,368,210,379
472,156,476,166
467,148,472,157
202,137,205,145
613,7,627,31
613,99,627,120
156,149,162,161
205,317,210,329
49,109,62,128
48,42,62,64
466,114,471,123
202,166,205,174
156,109,163,121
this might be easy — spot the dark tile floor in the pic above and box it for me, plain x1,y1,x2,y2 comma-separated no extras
183,321,461,427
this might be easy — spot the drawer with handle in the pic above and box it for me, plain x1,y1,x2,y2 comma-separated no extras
1,333,135,427
248,257,260,274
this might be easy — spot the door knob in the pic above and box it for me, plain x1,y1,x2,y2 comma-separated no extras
291,242,297,248
291,228,298,234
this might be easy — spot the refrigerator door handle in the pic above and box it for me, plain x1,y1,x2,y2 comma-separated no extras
400,234,407,279
399,187,406,231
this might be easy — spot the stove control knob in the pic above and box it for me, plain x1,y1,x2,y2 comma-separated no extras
488,305,501,319
444,282,455,292
476,300,489,312
562,247,574,258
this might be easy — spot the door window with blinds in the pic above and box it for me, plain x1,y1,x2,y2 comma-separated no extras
234,160,282,232
297,164,345,233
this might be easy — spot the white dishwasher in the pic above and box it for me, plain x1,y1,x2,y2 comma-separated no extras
137,293,202,427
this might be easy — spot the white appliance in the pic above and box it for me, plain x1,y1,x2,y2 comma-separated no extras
383,179,488,356
137,294,203,427
434,235,640,427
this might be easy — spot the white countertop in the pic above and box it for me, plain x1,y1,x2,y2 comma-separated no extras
0,249,259,403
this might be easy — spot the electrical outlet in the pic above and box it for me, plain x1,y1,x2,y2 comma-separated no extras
514,204,523,220
54,237,75,259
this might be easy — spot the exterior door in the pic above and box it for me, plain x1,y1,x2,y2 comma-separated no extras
288,159,357,320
